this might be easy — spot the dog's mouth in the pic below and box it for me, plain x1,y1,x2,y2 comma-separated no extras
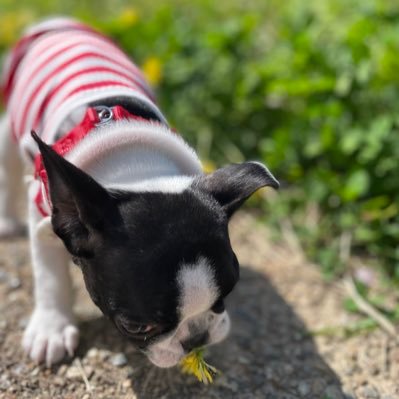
143,311,232,368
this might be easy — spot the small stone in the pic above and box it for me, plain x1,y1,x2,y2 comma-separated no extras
8,385,17,393
18,317,29,329
87,348,99,359
283,364,294,375
311,379,326,395
98,349,110,361
30,367,40,376
237,355,250,364
0,374,11,390
82,394,91,399
324,385,344,399
122,379,132,389
110,353,128,367
66,366,81,380
8,277,21,289
0,270,8,282
298,381,310,397
57,365,68,376
0,319,8,329
125,366,136,378
84,366,94,380
12,364,26,375
218,376,238,392
53,376,65,386
361,386,380,399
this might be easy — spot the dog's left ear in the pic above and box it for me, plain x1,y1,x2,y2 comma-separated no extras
31,131,117,257
194,161,279,217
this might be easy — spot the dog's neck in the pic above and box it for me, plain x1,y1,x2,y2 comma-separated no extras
65,119,203,192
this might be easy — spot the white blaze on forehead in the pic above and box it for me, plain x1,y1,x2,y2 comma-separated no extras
177,257,219,319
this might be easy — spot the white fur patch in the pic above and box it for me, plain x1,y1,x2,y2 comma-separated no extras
143,257,231,368
65,119,203,193
109,175,195,193
176,257,219,319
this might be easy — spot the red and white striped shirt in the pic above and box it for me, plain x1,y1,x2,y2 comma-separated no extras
1,17,166,158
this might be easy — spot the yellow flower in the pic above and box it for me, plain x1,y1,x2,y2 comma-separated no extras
0,11,34,46
202,160,216,174
180,348,219,384
118,7,139,27
142,57,162,86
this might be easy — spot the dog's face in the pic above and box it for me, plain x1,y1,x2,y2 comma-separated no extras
34,133,279,367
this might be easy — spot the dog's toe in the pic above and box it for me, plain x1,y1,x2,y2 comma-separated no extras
46,333,66,367
63,325,79,357
22,309,79,367
30,335,48,364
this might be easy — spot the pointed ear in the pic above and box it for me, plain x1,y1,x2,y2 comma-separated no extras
31,131,115,257
194,161,279,218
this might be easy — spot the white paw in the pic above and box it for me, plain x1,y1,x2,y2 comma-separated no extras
22,309,79,367
0,218,25,238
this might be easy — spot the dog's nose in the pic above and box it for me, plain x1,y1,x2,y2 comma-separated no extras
181,331,209,353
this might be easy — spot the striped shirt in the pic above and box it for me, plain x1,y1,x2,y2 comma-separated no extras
1,17,166,158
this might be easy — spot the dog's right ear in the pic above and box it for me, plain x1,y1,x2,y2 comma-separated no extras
31,131,117,257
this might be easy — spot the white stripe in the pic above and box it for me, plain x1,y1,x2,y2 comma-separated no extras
40,71,144,123
24,18,83,36
107,176,196,193
21,56,146,134
21,67,144,135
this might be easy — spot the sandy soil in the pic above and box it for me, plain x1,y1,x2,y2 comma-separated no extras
0,211,398,399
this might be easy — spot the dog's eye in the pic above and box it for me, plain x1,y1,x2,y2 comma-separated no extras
125,323,155,335
115,316,157,338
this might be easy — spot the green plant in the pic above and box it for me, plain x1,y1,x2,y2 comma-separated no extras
1,0,398,278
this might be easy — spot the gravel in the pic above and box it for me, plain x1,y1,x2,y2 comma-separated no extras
110,353,128,367
0,212,398,398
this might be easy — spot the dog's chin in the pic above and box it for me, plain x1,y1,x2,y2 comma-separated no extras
147,347,185,368
146,311,231,368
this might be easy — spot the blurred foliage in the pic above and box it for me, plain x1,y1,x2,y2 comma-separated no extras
0,0,398,277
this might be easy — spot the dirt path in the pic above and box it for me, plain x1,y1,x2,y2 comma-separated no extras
0,211,398,398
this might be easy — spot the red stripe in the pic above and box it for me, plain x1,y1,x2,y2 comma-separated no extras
2,32,43,101
47,81,137,119
32,66,147,129
64,80,138,99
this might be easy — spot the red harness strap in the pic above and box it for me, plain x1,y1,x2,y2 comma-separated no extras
34,105,150,216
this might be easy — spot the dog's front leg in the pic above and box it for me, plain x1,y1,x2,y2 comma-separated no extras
22,181,79,366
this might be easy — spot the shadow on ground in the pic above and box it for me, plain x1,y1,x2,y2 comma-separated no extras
78,266,344,399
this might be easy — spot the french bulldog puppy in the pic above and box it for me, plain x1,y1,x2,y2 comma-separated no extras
0,18,279,368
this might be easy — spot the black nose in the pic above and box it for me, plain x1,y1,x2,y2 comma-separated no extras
181,331,209,353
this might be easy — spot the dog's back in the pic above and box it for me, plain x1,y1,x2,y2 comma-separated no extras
1,17,162,159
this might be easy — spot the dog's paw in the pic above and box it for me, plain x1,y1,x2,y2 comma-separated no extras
0,218,25,238
22,309,79,367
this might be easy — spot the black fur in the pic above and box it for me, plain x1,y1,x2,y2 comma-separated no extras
31,130,278,350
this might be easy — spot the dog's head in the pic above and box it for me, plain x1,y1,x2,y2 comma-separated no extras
33,132,279,367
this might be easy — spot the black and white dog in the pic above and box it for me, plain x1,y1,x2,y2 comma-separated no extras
0,18,279,368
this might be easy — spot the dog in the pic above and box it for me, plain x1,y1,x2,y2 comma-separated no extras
0,17,279,368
